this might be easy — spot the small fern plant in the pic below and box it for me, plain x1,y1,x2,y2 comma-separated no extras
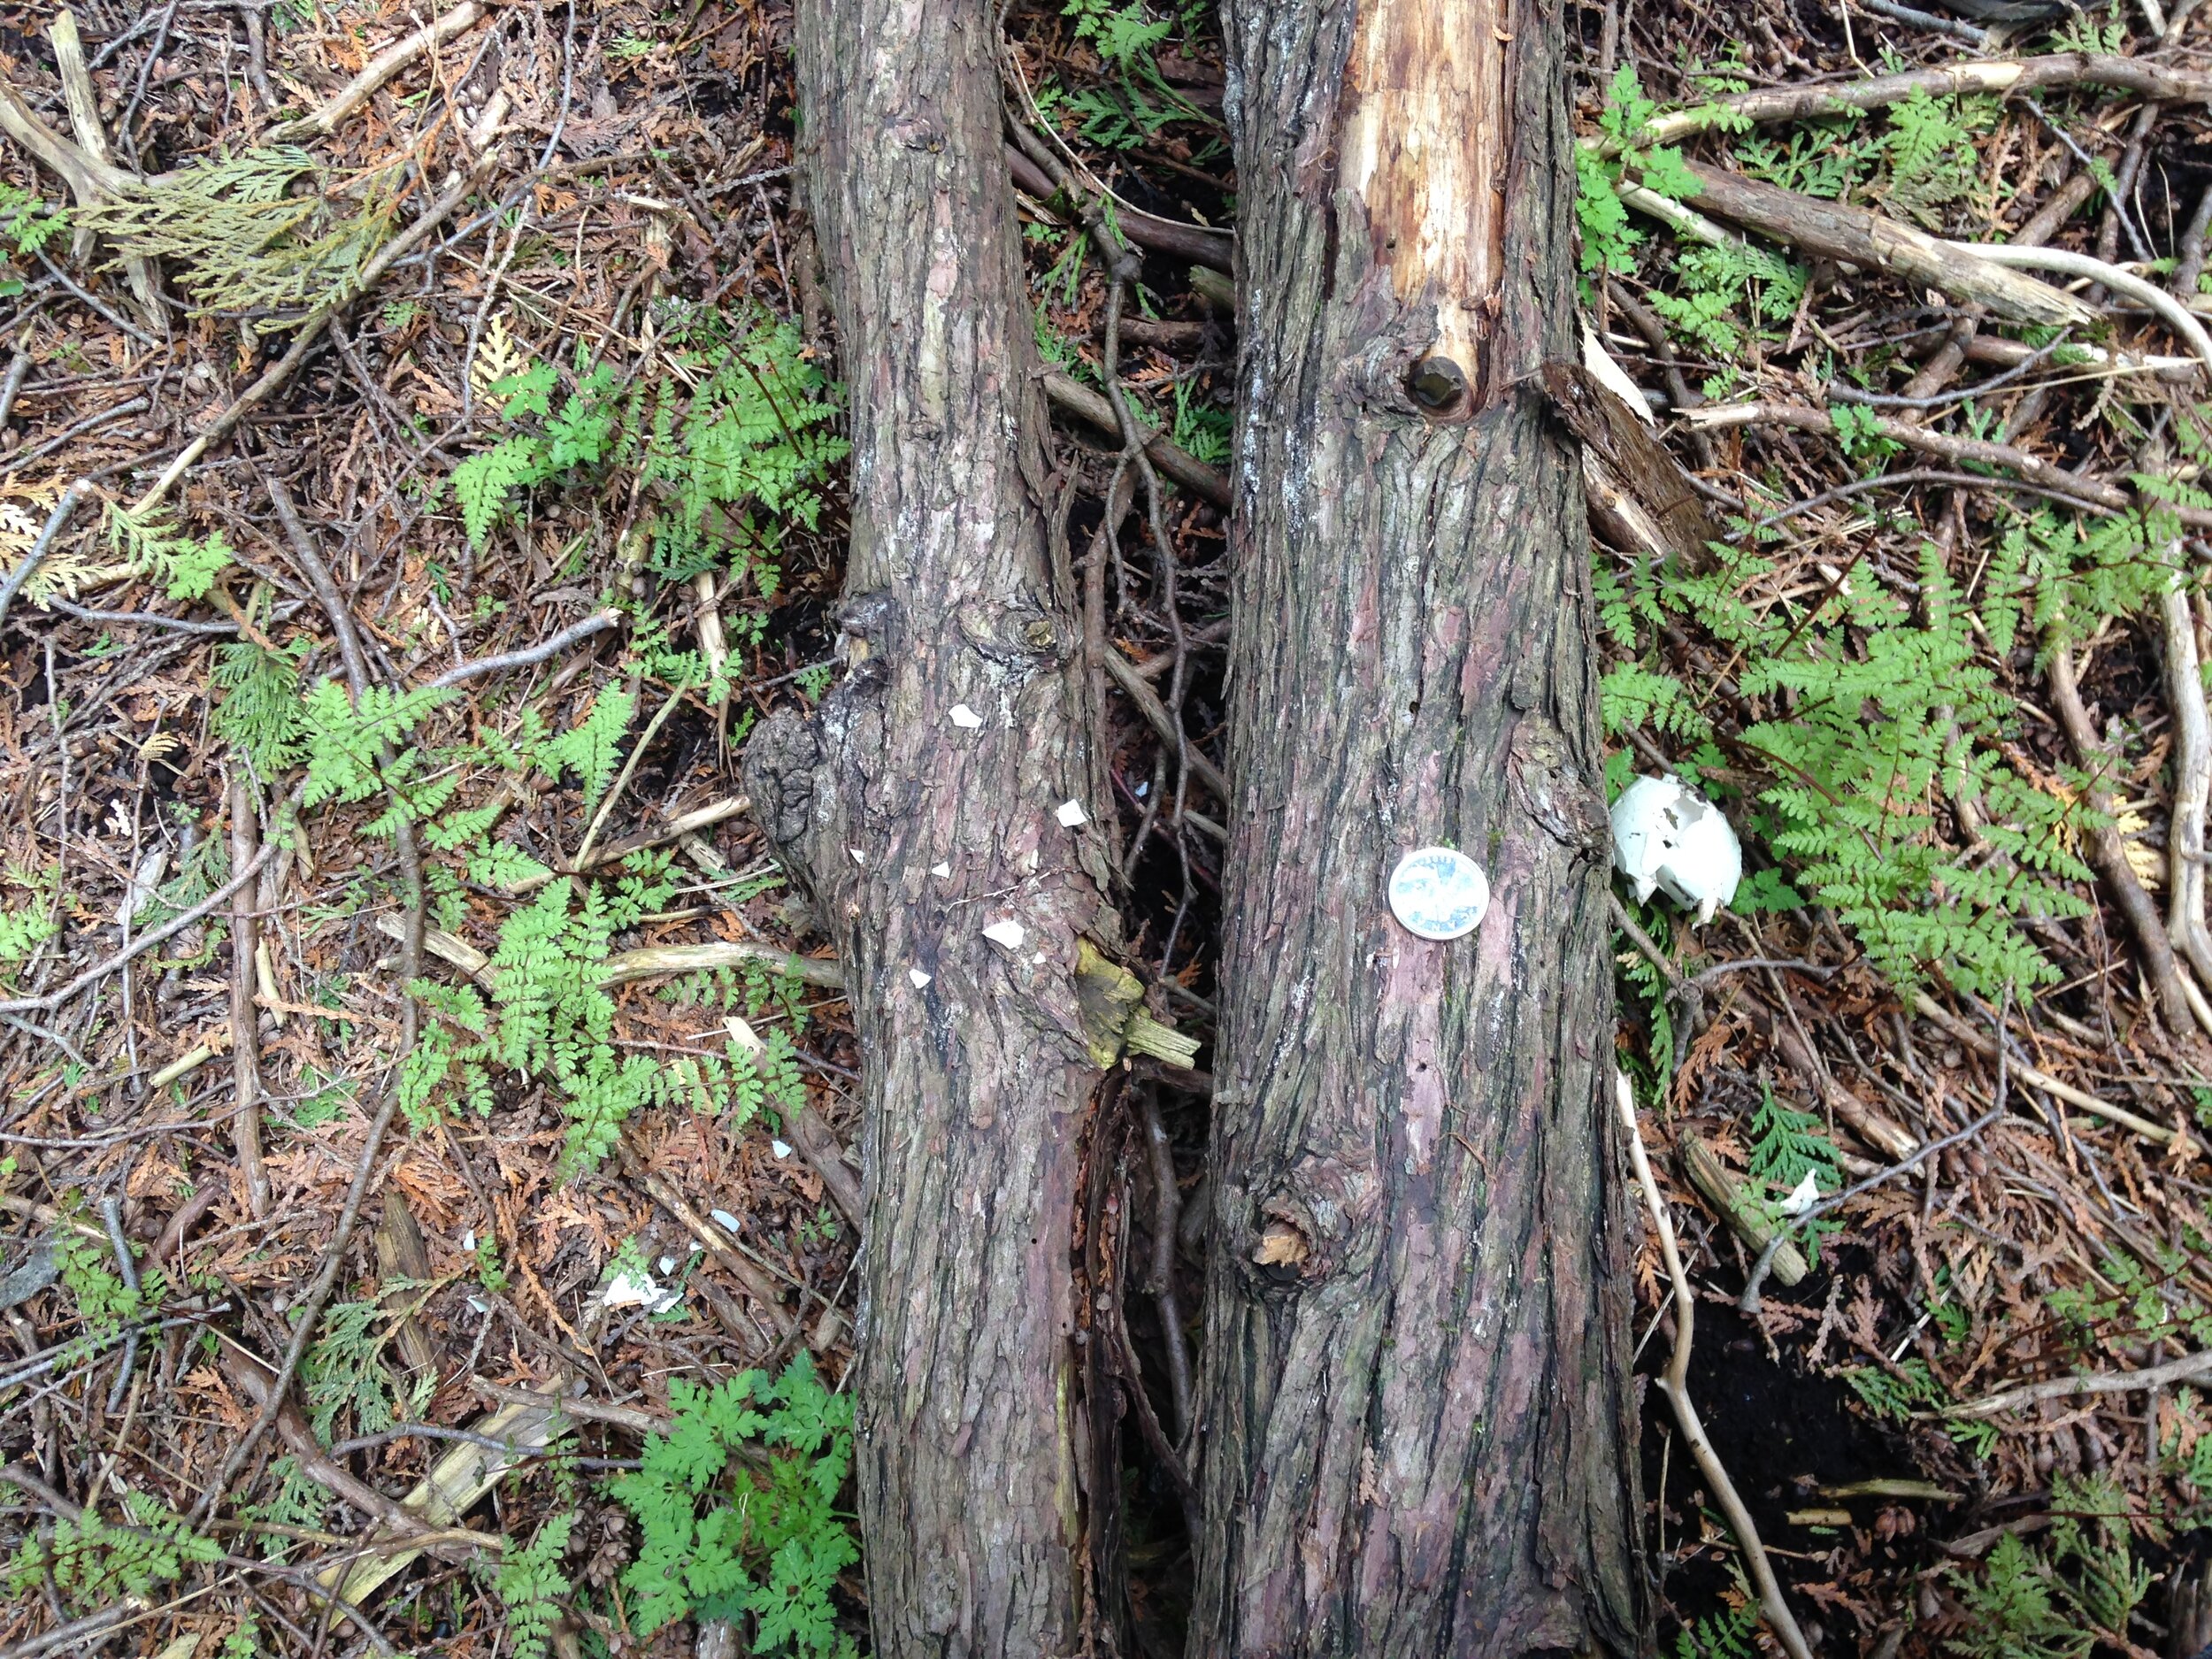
6,1493,220,1613
495,1514,573,1659
449,307,845,645
607,1356,858,1655
1598,531,2095,996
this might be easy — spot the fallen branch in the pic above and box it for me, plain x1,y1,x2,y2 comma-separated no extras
1007,142,1232,273
266,2,488,142
1947,1344,2212,1421
1671,165,2092,328
1951,242,2212,370
1682,399,2212,527
378,910,847,991
1102,643,1232,809
1041,369,1231,508
49,11,160,326
2162,585,2212,994
1618,1071,1816,1659
424,606,622,687
1622,54,2212,152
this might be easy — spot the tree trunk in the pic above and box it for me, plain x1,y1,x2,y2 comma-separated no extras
744,1,1127,1650
1189,0,1646,1650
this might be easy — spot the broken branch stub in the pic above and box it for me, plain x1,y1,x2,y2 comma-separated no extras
1340,0,1512,411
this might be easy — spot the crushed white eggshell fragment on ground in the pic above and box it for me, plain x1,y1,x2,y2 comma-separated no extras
848,847,866,865
909,967,932,989
932,862,952,879
772,1139,794,1159
1778,1171,1823,1217
710,1209,742,1233
949,703,984,729
1610,773,1742,925
1056,799,1089,827
601,1267,682,1314
981,918,1026,950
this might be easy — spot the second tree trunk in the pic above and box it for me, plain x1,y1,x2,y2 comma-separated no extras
1190,0,1646,1649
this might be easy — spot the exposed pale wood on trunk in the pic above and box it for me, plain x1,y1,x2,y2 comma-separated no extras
1189,0,1644,1649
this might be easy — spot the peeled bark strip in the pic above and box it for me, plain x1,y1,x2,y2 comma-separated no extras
743,0,1125,1649
1191,0,1643,1650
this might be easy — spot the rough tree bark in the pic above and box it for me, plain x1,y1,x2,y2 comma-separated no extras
742,0,1130,1650
1189,0,1646,1651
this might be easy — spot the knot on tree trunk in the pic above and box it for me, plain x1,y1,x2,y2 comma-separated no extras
741,708,826,859
1236,1149,1383,1291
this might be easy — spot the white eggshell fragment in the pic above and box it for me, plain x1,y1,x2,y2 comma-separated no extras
1609,773,1741,925
909,967,933,989
981,918,1026,950
1056,799,1089,828
949,703,984,729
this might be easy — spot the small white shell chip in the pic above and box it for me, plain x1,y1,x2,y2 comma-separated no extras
1056,799,1089,828
949,703,984,729
981,918,1026,950
932,862,953,879
772,1139,794,1159
909,967,933,989
1386,848,1491,941
1609,774,1742,925
710,1209,743,1233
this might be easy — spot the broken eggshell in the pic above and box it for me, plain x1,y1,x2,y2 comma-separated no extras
1609,773,1741,924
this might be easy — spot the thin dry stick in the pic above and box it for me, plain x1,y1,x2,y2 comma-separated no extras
2047,632,2212,1046
1949,1345,2212,1420
0,481,91,628
188,1086,402,1525
1617,1071,1816,1659
2162,581,2212,990
1138,1090,1194,1440
425,607,622,688
573,679,686,870
265,2,487,142
0,839,276,1014
227,769,269,1219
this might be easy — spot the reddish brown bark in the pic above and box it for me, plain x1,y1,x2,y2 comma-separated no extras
1187,0,1646,1649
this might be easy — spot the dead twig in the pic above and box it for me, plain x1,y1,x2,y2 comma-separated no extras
1618,1071,1816,1659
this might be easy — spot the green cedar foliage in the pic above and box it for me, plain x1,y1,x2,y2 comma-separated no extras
104,502,233,602
607,1356,857,1654
211,637,310,772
